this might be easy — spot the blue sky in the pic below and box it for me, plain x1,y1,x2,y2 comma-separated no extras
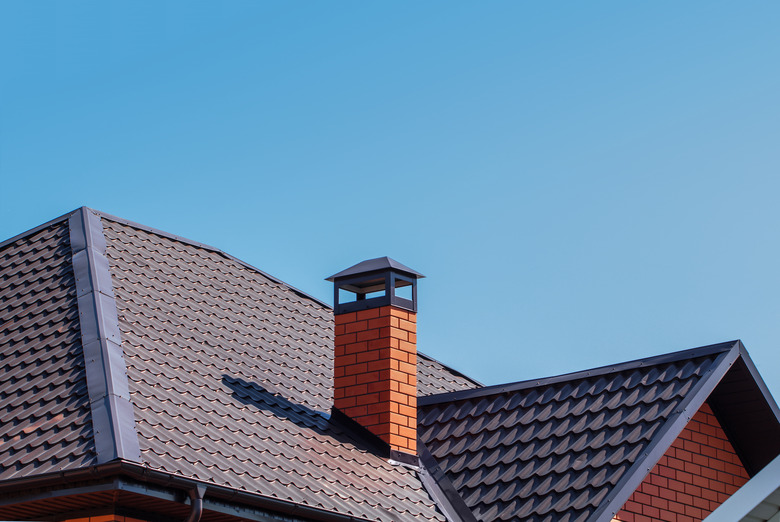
2,2,780,398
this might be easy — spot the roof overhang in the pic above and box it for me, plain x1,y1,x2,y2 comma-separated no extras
0,461,373,522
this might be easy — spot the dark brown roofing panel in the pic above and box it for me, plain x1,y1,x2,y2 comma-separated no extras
101,218,446,522
419,345,734,522
419,353,482,396
0,221,98,480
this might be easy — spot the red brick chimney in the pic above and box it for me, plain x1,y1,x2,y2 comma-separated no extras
327,257,424,459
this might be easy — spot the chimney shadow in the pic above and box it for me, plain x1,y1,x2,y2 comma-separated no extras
221,374,390,456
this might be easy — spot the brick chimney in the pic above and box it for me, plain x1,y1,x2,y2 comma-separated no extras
327,257,424,459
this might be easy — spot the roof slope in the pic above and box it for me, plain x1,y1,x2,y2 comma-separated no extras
100,214,449,521
418,341,780,522
0,207,480,521
0,221,97,480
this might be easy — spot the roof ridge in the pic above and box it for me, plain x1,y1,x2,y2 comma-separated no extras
91,208,331,310
0,207,82,251
418,352,484,389
68,207,141,463
419,340,740,406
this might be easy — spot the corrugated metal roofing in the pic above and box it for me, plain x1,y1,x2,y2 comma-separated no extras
418,346,733,522
0,222,97,480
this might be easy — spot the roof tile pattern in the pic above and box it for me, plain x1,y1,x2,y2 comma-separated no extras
419,354,479,396
101,218,446,522
0,223,96,480
419,352,728,522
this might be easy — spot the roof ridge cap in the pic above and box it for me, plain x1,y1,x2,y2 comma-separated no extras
419,340,740,406
69,207,141,463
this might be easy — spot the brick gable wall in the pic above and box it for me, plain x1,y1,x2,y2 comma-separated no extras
614,402,749,522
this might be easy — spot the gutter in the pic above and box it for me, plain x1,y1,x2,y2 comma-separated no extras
0,461,373,522
184,485,206,522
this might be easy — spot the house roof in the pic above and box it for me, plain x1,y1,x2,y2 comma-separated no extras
2,206,780,522
0,207,479,522
418,341,780,522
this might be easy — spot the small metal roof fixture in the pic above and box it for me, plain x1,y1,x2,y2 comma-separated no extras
326,256,425,315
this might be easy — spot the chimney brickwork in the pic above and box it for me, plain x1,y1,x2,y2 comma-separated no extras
334,305,418,455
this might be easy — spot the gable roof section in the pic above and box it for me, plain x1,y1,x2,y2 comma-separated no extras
418,341,780,522
0,219,97,480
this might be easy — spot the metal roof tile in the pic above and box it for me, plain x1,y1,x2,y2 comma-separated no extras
99,217,447,522
0,222,97,481
419,348,731,521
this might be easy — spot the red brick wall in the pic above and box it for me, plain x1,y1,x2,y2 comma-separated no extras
334,306,417,454
614,402,749,522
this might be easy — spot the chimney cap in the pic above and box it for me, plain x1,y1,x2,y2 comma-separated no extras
326,256,425,282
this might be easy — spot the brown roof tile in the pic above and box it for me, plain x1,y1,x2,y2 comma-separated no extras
101,217,447,521
418,345,735,521
0,222,97,480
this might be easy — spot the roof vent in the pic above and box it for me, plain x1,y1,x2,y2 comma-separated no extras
326,256,424,315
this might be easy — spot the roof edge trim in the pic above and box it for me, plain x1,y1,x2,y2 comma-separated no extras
90,208,330,310
0,461,374,522
590,341,742,522
69,207,141,463
419,341,739,406
418,443,477,522
0,208,80,251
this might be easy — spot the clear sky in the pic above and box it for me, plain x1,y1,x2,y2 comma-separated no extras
2,2,780,399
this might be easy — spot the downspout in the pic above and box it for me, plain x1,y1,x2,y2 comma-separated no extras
185,485,207,522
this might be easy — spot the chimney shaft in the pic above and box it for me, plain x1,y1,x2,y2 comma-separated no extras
327,257,424,457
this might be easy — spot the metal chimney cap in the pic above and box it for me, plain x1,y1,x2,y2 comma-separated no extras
326,256,425,282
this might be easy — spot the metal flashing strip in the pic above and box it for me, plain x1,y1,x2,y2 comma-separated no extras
69,207,141,464
89,208,330,309
418,443,476,522
419,340,739,407
590,341,742,522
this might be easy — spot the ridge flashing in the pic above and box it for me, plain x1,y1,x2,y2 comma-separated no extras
91,208,330,309
69,207,141,463
419,340,740,406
